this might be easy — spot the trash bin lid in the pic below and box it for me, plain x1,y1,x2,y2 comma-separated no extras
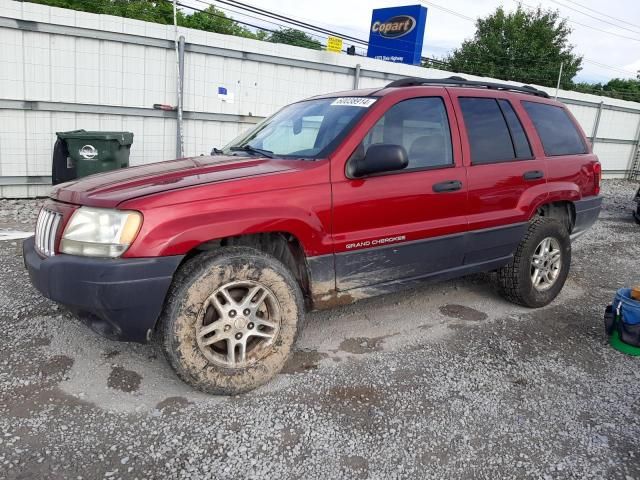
56,130,134,145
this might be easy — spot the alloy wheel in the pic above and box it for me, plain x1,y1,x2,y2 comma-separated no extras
195,280,281,368
530,237,562,292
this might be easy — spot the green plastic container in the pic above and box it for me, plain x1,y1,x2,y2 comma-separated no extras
56,130,133,178
610,329,640,357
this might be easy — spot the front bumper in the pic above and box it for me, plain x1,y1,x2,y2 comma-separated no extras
571,195,603,240
23,237,183,342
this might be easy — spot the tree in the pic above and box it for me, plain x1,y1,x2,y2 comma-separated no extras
28,0,176,23
267,28,322,50
574,78,640,101
28,1,325,50
604,78,640,96
445,5,582,88
181,5,256,38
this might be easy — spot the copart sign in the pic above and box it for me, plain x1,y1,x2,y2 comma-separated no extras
366,5,428,66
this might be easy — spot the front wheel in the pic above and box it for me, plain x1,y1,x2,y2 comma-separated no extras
160,247,304,395
497,217,571,308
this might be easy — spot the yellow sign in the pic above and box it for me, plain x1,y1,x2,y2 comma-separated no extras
327,36,343,53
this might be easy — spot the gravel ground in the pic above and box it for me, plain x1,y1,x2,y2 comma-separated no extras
1,180,639,480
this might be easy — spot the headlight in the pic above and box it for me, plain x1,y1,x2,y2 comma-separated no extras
60,207,142,258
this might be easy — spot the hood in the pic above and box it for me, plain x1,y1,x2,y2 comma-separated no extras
51,155,298,208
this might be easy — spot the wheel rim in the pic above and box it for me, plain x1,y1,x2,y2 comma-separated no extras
530,237,562,292
195,280,281,368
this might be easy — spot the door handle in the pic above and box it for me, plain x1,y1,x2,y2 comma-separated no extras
523,170,544,181
432,180,463,193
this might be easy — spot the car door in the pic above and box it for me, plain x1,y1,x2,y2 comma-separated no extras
450,91,548,265
520,99,595,203
330,92,468,291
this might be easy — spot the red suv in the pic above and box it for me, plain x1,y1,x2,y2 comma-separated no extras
24,77,602,394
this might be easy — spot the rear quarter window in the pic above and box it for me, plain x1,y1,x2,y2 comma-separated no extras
522,101,587,156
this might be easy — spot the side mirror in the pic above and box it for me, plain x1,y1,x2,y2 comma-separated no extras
347,144,409,178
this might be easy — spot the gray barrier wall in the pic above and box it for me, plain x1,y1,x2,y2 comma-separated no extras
1,0,639,197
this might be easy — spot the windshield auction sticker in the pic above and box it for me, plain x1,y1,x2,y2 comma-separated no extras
330,97,377,107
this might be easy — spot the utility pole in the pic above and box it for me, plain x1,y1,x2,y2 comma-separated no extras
554,62,563,100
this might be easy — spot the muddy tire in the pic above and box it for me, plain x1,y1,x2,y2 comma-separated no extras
497,217,571,308
160,247,304,395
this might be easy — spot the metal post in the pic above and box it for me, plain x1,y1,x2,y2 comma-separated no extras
173,1,184,158
177,35,185,158
554,62,563,100
590,101,604,147
353,63,361,90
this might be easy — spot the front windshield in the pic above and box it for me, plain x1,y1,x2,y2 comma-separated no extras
222,97,376,159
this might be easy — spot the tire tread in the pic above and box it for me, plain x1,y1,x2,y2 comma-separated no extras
497,217,570,307
158,246,304,395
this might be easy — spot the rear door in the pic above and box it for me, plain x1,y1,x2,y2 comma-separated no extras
330,91,468,290
450,91,548,264
520,100,598,200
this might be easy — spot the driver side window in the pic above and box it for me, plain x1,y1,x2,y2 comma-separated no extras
362,97,453,170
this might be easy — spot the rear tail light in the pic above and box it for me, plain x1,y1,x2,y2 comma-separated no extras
593,162,602,196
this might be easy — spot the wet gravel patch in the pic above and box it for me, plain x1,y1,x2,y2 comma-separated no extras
439,304,489,322
107,366,143,393
0,180,639,479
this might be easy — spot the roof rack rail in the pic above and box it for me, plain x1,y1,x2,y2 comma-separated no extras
385,76,550,98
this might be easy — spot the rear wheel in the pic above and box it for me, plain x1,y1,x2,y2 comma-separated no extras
497,217,571,308
160,247,304,395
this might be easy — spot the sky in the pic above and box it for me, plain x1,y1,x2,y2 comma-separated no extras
195,0,640,84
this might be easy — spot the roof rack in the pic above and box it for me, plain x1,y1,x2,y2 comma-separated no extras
385,76,550,98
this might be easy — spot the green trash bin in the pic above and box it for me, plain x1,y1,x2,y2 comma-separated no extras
56,130,133,179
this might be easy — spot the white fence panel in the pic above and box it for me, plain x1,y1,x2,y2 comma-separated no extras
594,143,636,174
597,109,640,140
1,0,639,197
564,104,598,136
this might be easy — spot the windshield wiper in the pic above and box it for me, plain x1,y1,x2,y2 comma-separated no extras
229,145,274,158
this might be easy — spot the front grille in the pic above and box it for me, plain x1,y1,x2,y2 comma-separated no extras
35,208,63,256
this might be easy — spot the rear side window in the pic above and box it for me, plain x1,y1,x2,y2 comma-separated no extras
459,98,531,164
522,101,587,156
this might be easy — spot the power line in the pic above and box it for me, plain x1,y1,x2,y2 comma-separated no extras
419,0,475,22
221,0,370,46
182,0,640,98
177,1,332,50
417,0,638,78
583,59,638,77
559,0,640,30
190,0,360,51
423,58,640,99
186,1,556,78
547,0,640,36
223,0,363,38
444,62,640,99
204,0,631,80
217,0,439,51
517,0,640,42
438,67,640,100
194,0,450,59
212,0,569,64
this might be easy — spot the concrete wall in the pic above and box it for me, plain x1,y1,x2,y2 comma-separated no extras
1,0,639,197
